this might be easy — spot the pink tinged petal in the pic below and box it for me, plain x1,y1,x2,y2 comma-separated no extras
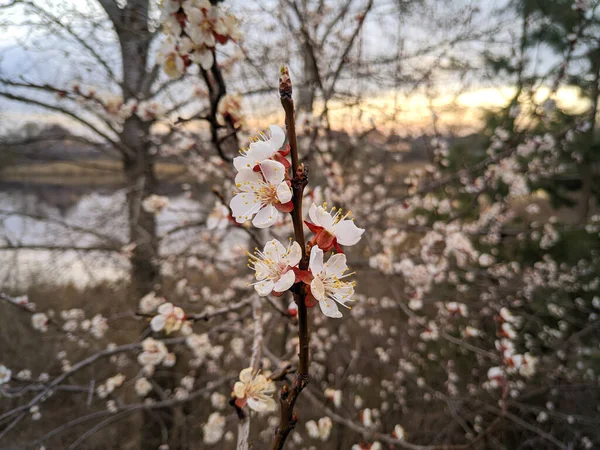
274,269,295,293
314,205,334,230
325,253,347,278
276,181,292,204
319,297,343,318
269,125,285,150
230,193,261,223
310,276,325,301
259,160,286,185
150,315,166,332
254,279,275,296
334,220,365,246
284,241,302,267
235,169,262,191
252,204,279,229
309,246,324,275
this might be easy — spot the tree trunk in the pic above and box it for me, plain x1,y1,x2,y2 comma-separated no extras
297,42,316,114
112,2,176,447
122,119,159,298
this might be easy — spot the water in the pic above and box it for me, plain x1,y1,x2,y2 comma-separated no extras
0,183,248,290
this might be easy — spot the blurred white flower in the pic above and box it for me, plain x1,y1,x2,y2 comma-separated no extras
203,412,225,444
138,338,169,366
135,377,153,397
150,303,185,334
31,313,49,332
142,195,169,214
306,417,333,441
0,365,11,385
206,202,230,230
233,367,276,412
393,424,405,440
324,388,342,408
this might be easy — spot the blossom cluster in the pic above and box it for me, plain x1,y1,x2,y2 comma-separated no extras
230,124,364,318
158,0,241,78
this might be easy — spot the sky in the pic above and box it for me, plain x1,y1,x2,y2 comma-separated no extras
0,0,592,138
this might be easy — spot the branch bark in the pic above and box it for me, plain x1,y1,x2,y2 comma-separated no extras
269,66,310,450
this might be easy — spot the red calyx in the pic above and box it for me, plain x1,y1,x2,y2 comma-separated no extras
279,144,291,157
214,33,229,45
305,292,318,308
304,221,343,253
272,151,291,169
275,201,294,213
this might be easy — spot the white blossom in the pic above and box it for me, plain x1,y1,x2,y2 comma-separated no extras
308,246,355,318
230,160,292,228
233,125,286,171
248,239,302,296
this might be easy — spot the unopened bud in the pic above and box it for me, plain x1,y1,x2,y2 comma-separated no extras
279,65,292,100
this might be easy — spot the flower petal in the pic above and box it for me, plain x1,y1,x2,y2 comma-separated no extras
284,241,302,267
230,193,261,223
260,160,285,185
269,125,285,150
196,48,214,70
150,315,166,332
264,239,286,262
252,204,278,228
309,203,320,225
319,297,343,318
157,302,174,315
274,269,295,293
310,276,325,301
248,140,276,164
254,279,274,296
334,220,365,246
235,168,262,190
276,181,292,204
309,246,324,275
247,396,275,412
233,381,246,398
239,367,253,383
317,207,335,230
325,253,347,278
233,155,252,171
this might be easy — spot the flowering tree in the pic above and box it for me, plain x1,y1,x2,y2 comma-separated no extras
1,0,600,449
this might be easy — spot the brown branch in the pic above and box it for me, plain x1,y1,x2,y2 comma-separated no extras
135,296,253,322
269,66,310,450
